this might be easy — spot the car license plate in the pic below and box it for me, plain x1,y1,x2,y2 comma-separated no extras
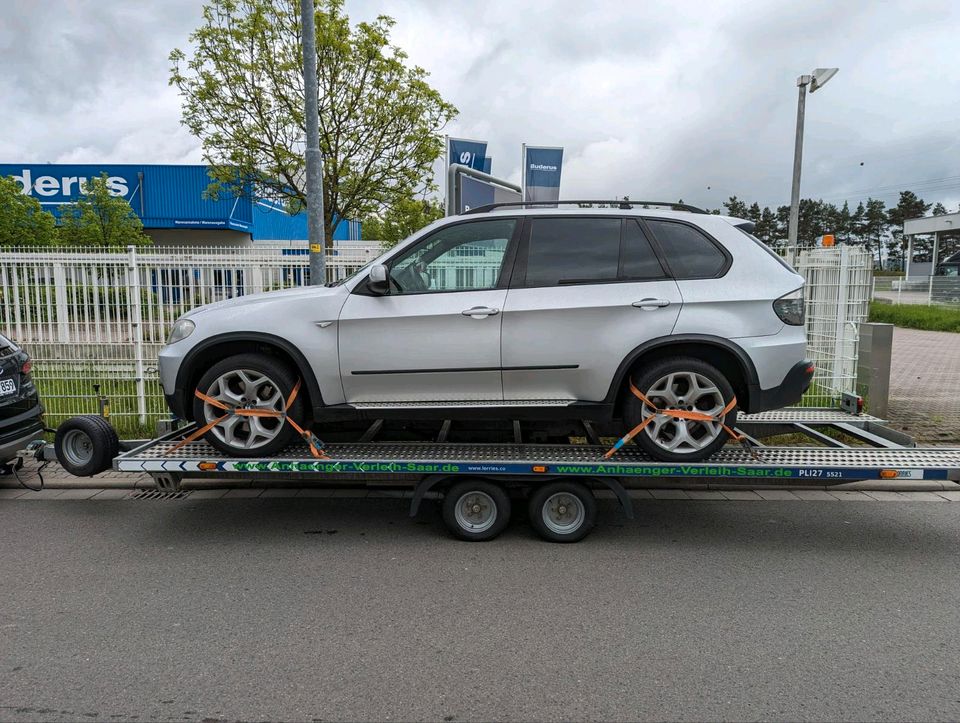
0,379,16,396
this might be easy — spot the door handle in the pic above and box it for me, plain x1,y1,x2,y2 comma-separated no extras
461,306,500,317
632,298,671,310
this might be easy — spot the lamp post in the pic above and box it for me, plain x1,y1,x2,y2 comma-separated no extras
301,0,326,285
787,67,838,247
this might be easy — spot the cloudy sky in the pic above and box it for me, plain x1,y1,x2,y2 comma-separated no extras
2,0,959,211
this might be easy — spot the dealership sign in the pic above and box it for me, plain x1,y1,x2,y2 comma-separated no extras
2,165,137,204
522,145,563,203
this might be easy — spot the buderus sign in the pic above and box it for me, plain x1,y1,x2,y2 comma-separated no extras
5,165,137,205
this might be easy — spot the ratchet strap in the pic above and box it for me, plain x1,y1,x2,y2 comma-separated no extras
166,379,329,459
603,377,757,460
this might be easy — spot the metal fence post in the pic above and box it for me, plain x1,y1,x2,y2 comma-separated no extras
53,260,70,343
127,245,147,425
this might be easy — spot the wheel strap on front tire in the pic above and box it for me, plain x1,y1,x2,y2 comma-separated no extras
166,378,329,459
602,377,757,460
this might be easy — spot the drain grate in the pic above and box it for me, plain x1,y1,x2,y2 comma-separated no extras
129,489,191,501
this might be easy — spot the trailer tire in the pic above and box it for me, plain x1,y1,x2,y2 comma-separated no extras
528,481,596,543
442,479,511,541
54,415,119,477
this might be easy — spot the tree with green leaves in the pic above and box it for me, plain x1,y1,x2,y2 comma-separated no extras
886,191,931,270
862,198,888,269
722,195,749,219
170,0,457,248
0,176,58,247
932,202,948,216
362,196,444,248
57,174,151,248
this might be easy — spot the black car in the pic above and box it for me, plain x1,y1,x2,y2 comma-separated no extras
0,333,44,464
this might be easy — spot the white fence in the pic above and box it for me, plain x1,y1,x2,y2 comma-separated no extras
792,246,873,407
872,275,960,306
0,244,871,432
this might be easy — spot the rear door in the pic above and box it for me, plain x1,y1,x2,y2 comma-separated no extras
500,216,682,402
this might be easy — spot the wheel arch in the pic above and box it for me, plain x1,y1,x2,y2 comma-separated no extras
175,332,325,421
606,334,759,414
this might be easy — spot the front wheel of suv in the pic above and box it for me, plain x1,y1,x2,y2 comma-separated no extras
191,353,306,457
623,357,737,463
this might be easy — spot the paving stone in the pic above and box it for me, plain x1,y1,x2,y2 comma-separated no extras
627,489,653,499
792,490,836,501
685,490,727,500
649,489,690,499
863,490,905,501
56,489,101,500
828,490,876,501
297,488,335,497
897,491,948,501
187,489,229,499
14,490,64,500
331,489,367,498
259,488,300,498
720,490,763,501
0,488,28,499
223,488,264,498
90,489,130,500
934,490,960,501
755,489,800,501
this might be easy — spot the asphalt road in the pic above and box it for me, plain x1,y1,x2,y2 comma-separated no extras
2,497,960,722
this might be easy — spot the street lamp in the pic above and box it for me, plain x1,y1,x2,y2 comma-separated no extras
787,67,839,247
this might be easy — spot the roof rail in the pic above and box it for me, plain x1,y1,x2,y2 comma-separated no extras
461,200,708,215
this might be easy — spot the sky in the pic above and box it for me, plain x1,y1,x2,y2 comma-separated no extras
2,0,959,212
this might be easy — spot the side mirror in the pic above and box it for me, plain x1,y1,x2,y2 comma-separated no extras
367,264,390,295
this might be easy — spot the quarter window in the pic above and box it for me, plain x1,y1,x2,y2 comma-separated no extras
621,220,666,279
646,220,727,278
388,219,515,294
525,218,621,286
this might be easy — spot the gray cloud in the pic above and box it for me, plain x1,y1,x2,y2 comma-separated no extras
3,0,959,211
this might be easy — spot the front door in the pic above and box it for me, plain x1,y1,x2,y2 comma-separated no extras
338,217,519,403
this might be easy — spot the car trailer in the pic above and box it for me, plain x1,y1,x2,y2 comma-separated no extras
34,407,960,543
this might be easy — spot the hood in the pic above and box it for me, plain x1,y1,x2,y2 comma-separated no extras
184,284,347,318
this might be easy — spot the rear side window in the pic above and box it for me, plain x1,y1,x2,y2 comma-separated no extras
646,220,728,278
525,218,621,286
621,220,666,279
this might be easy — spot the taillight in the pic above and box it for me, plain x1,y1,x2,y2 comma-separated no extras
773,288,805,325
21,358,32,375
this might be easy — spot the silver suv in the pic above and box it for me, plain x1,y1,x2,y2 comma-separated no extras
159,203,812,462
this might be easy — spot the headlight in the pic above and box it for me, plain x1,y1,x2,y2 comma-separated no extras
773,287,805,326
166,318,196,345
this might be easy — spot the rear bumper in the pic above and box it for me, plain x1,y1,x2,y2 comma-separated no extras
747,360,815,413
0,404,45,462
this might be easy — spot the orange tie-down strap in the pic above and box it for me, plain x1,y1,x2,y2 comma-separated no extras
166,379,329,459
603,378,758,460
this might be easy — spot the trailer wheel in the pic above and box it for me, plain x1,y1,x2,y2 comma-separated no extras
54,415,119,477
528,481,597,543
442,479,511,541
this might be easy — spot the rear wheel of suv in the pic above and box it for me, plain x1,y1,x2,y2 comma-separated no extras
623,357,737,463
191,353,305,457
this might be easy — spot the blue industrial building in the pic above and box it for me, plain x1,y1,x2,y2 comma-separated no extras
0,163,360,245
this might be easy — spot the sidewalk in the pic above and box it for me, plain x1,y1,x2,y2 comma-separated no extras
888,327,960,444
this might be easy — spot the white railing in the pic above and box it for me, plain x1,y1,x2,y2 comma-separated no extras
792,246,873,407
1,244,872,432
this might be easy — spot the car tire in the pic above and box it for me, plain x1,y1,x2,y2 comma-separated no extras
623,356,737,463
55,415,119,477
442,479,511,541
191,353,305,457
528,481,597,543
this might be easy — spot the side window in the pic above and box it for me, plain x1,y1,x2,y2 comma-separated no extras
621,220,666,279
646,220,727,278
388,219,515,294
524,218,621,286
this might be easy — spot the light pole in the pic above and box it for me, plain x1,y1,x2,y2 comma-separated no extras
301,0,326,285
787,67,838,247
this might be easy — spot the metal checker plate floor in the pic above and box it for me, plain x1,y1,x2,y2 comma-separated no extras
737,410,882,424
121,440,960,469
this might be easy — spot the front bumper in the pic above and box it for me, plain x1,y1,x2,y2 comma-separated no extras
747,359,815,413
0,404,45,462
